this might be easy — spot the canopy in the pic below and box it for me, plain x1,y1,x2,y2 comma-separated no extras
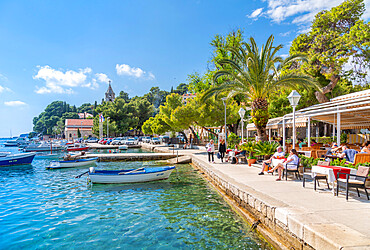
287,89,370,129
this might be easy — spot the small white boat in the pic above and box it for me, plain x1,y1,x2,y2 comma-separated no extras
24,141,64,152
47,157,98,169
88,166,175,184
118,145,128,150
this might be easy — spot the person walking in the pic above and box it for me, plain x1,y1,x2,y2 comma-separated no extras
218,139,226,163
206,139,215,163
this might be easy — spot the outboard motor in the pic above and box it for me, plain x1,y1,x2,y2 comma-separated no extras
89,167,95,173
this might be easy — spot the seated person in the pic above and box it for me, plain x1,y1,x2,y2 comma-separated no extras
258,146,285,175
360,141,370,153
235,150,247,164
267,149,299,181
310,139,317,146
324,142,340,161
338,145,358,163
298,139,306,149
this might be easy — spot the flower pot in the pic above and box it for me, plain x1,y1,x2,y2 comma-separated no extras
247,158,256,166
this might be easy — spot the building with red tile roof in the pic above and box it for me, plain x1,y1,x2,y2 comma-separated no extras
65,119,94,139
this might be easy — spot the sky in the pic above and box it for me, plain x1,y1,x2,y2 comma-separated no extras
0,0,369,137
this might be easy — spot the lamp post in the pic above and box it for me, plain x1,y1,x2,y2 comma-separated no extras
107,117,110,138
287,90,301,150
221,97,227,147
238,107,246,143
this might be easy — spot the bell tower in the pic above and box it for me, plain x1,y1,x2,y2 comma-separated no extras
105,80,115,102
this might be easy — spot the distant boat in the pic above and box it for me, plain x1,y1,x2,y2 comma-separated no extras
118,145,128,150
88,166,175,184
24,141,64,152
0,152,36,167
47,157,98,169
4,137,28,147
66,144,89,152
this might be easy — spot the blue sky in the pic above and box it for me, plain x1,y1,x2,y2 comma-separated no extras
0,0,369,137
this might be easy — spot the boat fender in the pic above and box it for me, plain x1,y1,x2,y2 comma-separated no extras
89,167,95,173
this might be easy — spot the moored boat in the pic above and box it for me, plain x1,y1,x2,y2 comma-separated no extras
0,152,36,167
88,166,175,184
118,145,128,150
47,157,98,169
24,141,64,152
66,144,89,152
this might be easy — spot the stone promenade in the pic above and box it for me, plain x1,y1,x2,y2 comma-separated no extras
146,144,370,250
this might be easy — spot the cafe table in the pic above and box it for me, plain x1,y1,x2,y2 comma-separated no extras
311,165,357,194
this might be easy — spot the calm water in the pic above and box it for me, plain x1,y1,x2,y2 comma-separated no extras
0,143,271,249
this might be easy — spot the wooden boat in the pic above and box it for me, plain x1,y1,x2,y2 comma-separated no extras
0,152,36,167
47,157,98,169
88,166,175,184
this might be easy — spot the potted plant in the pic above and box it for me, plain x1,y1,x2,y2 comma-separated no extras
254,141,280,160
240,141,257,166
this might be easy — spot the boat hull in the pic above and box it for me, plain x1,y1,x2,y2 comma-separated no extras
48,157,98,169
88,166,175,184
67,147,89,152
0,153,36,167
24,146,64,152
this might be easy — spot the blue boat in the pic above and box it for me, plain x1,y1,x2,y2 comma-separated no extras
0,152,36,167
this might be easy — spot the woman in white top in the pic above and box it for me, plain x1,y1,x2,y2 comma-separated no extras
206,140,215,163
268,149,299,181
258,146,285,175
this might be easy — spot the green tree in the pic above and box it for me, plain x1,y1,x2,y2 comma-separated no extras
77,128,81,138
290,0,370,103
202,35,319,141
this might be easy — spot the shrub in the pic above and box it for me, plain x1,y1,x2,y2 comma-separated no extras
254,141,280,160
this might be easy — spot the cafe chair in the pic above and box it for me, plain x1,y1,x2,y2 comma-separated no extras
302,161,330,190
282,158,301,181
336,166,369,200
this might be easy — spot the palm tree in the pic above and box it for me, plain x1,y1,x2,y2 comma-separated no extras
201,35,320,141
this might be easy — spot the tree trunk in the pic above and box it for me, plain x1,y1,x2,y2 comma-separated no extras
251,98,269,142
178,131,188,143
194,122,218,136
314,75,340,103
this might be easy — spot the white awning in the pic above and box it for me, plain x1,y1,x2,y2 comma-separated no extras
285,89,370,129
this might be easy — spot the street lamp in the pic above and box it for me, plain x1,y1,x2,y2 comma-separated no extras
238,107,246,143
221,97,227,147
107,117,110,138
287,90,301,150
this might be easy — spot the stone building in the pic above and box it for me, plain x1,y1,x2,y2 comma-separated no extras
65,119,94,139
105,81,115,102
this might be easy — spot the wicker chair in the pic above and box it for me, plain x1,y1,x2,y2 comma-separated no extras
302,161,330,190
353,153,370,165
336,166,369,200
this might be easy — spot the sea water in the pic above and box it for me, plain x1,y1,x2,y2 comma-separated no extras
0,142,271,249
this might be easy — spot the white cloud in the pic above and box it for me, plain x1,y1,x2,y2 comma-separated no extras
33,65,111,94
248,8,264,19
257,0,370,33
4,101,27,107
116,64,155,80
280,54,289,58
0,85,11,93
95,73,111,84
279,31,291,37
0,73,8,82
